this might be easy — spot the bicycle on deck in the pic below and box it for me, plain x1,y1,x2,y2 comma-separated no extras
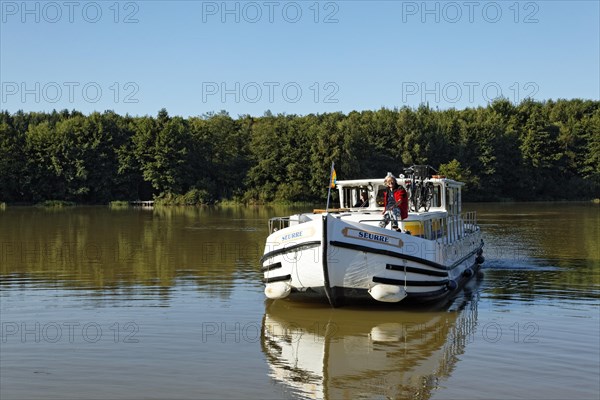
403,165,435,212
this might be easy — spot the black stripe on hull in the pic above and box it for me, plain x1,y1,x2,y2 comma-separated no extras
330,240,483,271
262,274,292,283
372,276,449,287
260,241,321,264
330,240,447,270
404,287,450,302
260,262,282,273
386,263,448,277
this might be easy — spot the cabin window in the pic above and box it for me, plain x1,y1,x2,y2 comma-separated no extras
375,185,386,207
446,187,459,215
424,220,432,239
433,218,442,239
341,187,355,208
431,185,441,208
340,186,371,208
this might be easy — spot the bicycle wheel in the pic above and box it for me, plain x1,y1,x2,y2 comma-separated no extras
422,183,433,211
410,184,420,212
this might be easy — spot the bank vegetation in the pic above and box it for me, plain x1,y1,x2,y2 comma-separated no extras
1,99,598,205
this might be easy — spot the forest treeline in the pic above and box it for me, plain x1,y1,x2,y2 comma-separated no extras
1,98,599,204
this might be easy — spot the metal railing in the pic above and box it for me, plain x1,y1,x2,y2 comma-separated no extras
438,211,479,244
463,211,478,233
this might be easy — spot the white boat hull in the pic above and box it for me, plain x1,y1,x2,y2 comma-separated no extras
261,213,483,307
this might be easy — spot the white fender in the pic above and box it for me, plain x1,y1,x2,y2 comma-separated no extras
368,284,407,303
264,281,292,299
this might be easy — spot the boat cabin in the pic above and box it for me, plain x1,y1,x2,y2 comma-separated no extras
335,174,472,242
336,176,463,215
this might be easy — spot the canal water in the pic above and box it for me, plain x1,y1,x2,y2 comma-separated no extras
1,203,598,399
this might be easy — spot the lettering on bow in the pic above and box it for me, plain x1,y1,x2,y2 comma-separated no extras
341,227,403,248
281,231,303,241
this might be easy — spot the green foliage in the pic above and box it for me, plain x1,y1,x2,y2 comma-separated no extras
0,100,598,204
0,114,26,202
155,188,212,206
438,159,480,193
109,200,130,209
37,200,76,207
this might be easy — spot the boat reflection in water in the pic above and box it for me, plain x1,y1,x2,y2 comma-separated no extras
261,292,479,399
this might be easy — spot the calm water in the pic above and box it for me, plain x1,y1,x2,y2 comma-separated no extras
1,203,598,400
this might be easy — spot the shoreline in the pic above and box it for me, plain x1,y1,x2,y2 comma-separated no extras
1,199,599,209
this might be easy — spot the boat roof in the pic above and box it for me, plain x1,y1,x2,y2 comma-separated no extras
336,177,464,187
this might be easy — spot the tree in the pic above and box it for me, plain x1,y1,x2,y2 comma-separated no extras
519,104,562,198
133,115,191,195
1,100,598,204
438,159,479,192
0,114,26,201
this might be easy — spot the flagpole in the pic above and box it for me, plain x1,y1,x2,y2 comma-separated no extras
326,161,335,212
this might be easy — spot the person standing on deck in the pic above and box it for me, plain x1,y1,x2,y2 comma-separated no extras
380,173,408,230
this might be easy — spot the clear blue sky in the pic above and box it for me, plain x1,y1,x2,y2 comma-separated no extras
1,0,599,117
